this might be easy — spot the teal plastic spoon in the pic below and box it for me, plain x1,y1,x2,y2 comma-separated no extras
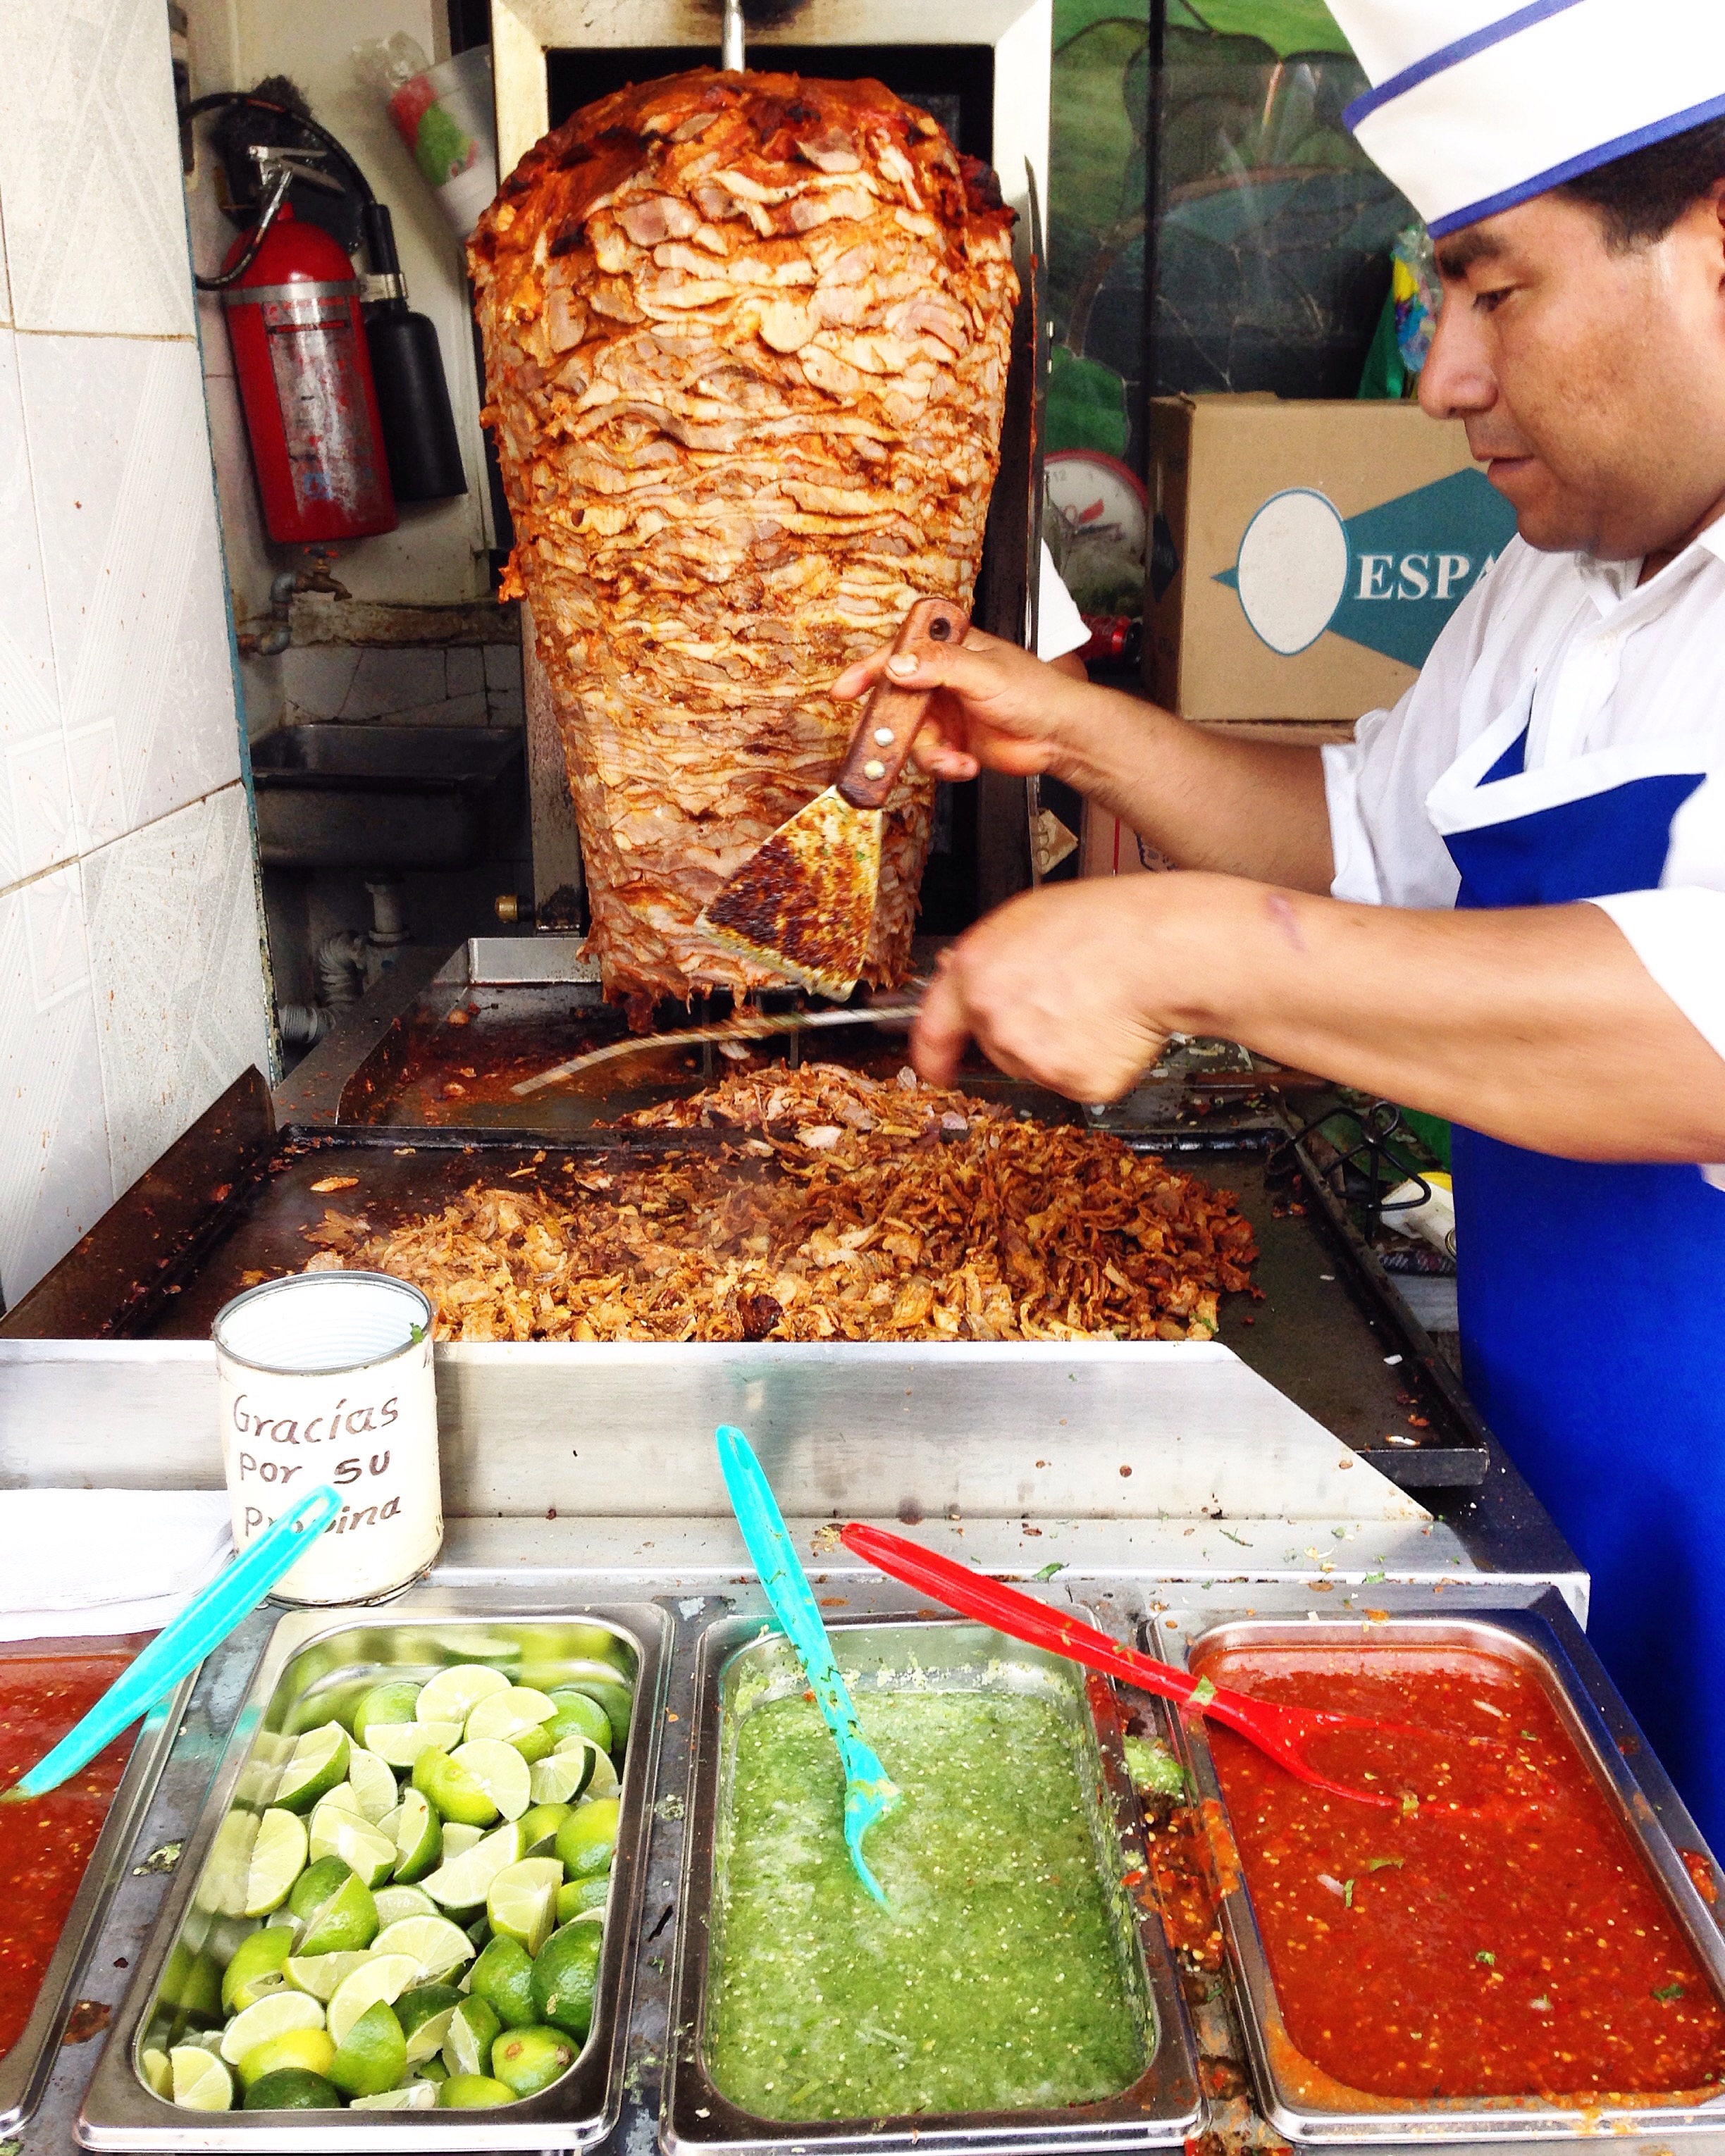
715,1425,901,1905
4,1485,340,1802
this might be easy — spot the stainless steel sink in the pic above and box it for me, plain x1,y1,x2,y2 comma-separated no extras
249,723,524,871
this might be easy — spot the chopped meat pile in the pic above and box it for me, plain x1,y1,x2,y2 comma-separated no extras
301,1065,1258,1344
469,70,1018,1017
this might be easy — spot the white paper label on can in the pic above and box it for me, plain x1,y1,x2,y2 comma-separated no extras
214,1273,443,1605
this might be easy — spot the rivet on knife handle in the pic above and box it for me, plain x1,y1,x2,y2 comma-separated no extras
836,598,968,811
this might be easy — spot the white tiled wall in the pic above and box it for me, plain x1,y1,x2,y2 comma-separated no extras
0,0,271,1310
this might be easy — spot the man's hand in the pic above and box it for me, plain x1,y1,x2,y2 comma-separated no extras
831,626,1090,782
831,624,1337,892
915,877,1209,1099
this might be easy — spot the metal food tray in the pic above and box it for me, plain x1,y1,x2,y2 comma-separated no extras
1147,1590,1725,2143
79,1593,672,2152
0,1065,1488,1491
0,1650,194,2140
663,1613,1201,2156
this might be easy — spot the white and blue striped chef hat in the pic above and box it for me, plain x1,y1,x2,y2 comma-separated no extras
1328,1,1725,237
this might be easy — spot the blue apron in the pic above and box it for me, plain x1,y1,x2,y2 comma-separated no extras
1440,715,1725,1848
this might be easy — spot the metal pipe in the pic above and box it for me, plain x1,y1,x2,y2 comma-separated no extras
276,1002,330,1050
721,0,744,73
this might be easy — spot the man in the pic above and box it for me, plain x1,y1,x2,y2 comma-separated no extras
836,5,1725,1842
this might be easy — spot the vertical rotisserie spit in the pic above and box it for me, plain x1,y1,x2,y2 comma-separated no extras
469,70,1018,1018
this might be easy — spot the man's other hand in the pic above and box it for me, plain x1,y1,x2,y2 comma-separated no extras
913,879,1189,1101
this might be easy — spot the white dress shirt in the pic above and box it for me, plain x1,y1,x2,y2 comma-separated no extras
1324,521,1725,1081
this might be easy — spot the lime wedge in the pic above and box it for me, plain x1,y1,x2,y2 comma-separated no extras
327,1954,419,2048
532,1917,602,2041
221,1925,294,2014
442,1993,502,2080
140,2046,172,2098
578,1745,620,1800
557,1878,610,1923
372,1914,474,1984
284,1949,373,2001
545,1690,612,1754
388,1785,442,1884
168,2045,234,2111
350,2081,437,2111
468,1935,537,2029
328,1999,407,2099
397,1981,464,2065
373,1883,438,1926
291,1859,378,1954
452,1740,531,1823
438,2071,515,2107
364,1721,464,1771
309,1805,395,1889
487,1859,564,1957
242,1808,309,1918
440,1823,483,1862
352,1680,422,1745
492,2023,578,2098
465,1686,558,1751
273,1723,350,1815
412,1748,495,1829
416,1665,510,1727
529,1745,594,1807
519,1801,574,1856
194,1811,259,1923
219,1989,325,2067
423,1819,525,1911
235,2025,335,2090
555,1798,619,1881
344,1747,400,1825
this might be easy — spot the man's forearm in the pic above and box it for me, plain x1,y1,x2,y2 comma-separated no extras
1049,687,1335,893
1181,881,1725,1163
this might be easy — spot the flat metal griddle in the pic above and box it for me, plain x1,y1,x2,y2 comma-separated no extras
2,1067,1488,1491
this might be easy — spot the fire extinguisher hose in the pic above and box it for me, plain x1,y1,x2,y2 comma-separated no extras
185,92,376,291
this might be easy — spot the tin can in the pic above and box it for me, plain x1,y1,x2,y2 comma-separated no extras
211,1271,442,1606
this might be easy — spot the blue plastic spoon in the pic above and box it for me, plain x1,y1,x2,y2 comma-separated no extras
715,1425,901,1905
4,1485,340,1801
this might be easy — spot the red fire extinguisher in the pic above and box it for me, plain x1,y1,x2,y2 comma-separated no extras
218,168,397,545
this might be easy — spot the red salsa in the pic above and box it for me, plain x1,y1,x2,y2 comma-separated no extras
1199,1641,1725,2102
0,1643,144,2059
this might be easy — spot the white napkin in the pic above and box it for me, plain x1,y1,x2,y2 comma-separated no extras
0,1489,233,1642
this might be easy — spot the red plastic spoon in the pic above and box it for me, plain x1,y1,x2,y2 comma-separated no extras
840,1523,1550,1816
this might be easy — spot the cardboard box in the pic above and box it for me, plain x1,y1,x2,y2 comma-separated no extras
1144,395,1519,724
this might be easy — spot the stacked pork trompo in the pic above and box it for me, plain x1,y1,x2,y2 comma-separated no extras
470,70,1018,1015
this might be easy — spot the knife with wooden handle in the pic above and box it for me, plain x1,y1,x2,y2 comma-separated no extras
695,597,967,998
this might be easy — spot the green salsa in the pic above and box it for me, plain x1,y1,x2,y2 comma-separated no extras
705,1685,1147,2120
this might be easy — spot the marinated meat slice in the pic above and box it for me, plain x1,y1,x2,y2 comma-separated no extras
298,1065,1260,1344
471,70,1018,1010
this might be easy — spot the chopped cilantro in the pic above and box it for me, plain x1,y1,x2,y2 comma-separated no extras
1531,1995,1552,2012
1363,1569,1387,1585
1219,1530,1249,1547
1366,1857,1404,1873
1123,1735,1187,1799
1343,1878,1354,1908
1520,1729,1540,1741
1654,1983,1686,2003
1189,1675,1217,1708
1476,1950,1495,1966
1033,1561,1065,1580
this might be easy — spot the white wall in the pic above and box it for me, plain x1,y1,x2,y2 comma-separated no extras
0,0,271,1306
183,0,493,633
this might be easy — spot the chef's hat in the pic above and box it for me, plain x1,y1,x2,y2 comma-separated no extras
1328,1,1725,237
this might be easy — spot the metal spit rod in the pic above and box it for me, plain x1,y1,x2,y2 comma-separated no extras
512,996,922,1097
721,0,744,72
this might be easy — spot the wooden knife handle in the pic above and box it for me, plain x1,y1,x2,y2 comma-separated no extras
836,597,970,811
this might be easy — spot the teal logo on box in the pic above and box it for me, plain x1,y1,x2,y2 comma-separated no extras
1215,469,1519,667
